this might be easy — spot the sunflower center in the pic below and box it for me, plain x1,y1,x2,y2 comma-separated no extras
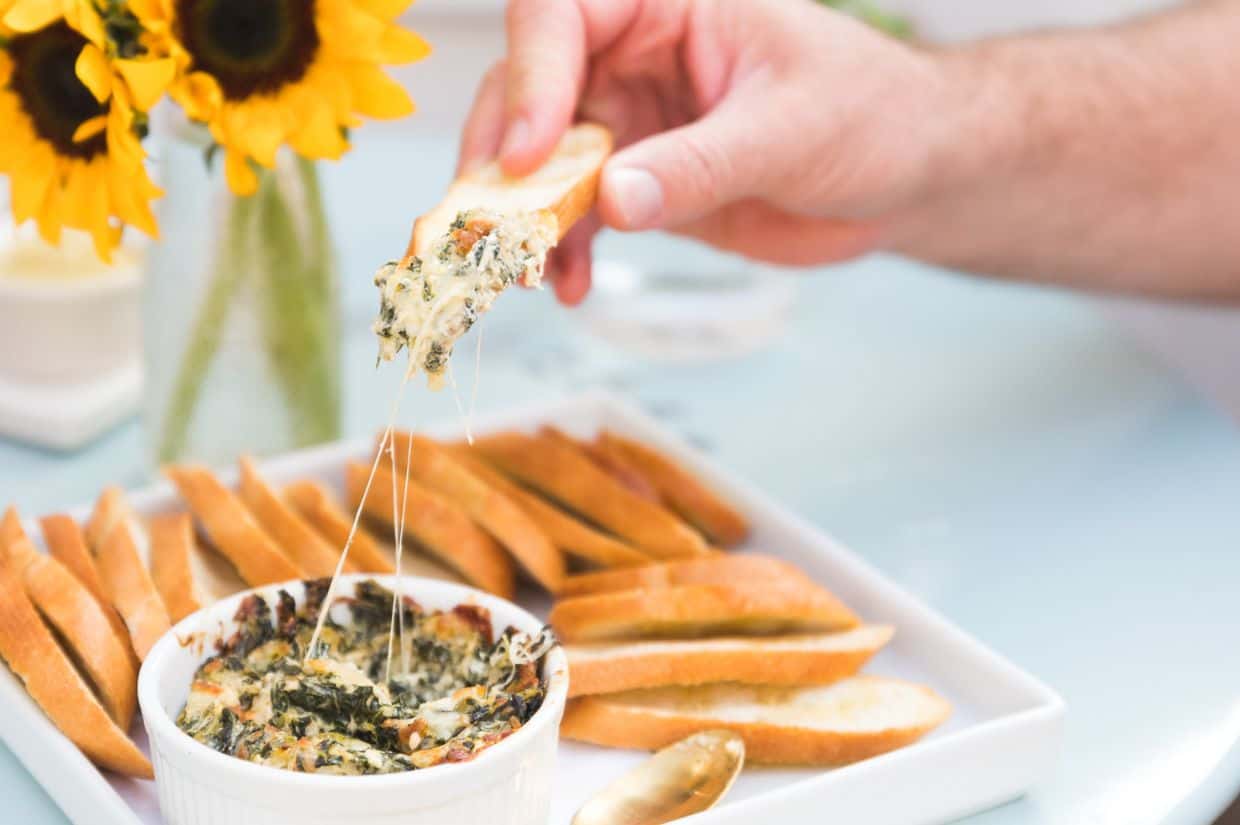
176,0,320,100
7,23,108,160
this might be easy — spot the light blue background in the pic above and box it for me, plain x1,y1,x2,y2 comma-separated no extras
1,136,1237,824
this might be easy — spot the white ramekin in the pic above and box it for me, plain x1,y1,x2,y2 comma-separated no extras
138,575,568,825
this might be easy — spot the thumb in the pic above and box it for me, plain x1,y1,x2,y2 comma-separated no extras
597,106,770,231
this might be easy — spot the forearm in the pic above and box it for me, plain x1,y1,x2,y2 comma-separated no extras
888,0,1240,300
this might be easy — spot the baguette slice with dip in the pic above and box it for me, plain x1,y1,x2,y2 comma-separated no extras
0,541,152,778
446,446,651,569
86,488,171,661
561,554,817,598
149,511,247,623
471,431,707,560
347,461,515,598
561,676,950,766
566,625,893,698
165,466,304,586
550,579,859,643
238,456,348,578
388,432,564,592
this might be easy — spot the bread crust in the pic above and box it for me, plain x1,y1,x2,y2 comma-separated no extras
284,480,396,574
565,626,893,697
347,460,515,598
38,514,135,660
238,457,346,578
0,544,152,778
5,539,138,729
561,676,950,766
446,447,651,569
148,512,201,623
389,433,564,592
0,505,27,554
542,427,660,502
550,580,859,643
165,466,303,586
598,431,750,547
472,431,706,559
562,554,815,598
95,517,172,661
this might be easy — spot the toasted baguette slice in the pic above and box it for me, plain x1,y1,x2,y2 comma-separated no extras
562,676,950,766
408,123,612,257
347,460,515,598
5,538,138,729
39,514,135,660
0,546,152,778
284,480,395,574
597,431,749,547
149,512,248,622
540,426,664,498
550,580,859,643
389,433,564,592
561,554,816,598
238,457,347,578
446,446,650,569
165,466,303,586
0,505,27,554
472,431,706,560
86,489,172,661
566,625,893,697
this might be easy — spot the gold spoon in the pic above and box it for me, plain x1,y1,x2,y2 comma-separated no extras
572,730,746,825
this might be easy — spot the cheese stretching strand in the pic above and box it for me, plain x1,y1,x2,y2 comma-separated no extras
373,209,557,389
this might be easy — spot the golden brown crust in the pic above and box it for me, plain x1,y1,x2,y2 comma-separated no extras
237,457,346,578
389,433,564,592
0,506,27,557
550,579,859,643
284,480,395,574
95,518,171,662
83,487,126,552
5,539,139,729
0,543,153,778
346,460,516,598
547,123,613,239
471,431,707,559
148,512,201,623
598,431,750,547
561,676,950,766
565,626,893,697
542,427,660,502
561,554,812,598
164,466,303,586
446,447,651,569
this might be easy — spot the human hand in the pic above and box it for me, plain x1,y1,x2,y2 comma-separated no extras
459,0,951,304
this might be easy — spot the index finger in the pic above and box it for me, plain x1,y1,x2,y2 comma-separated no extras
500,0,638,175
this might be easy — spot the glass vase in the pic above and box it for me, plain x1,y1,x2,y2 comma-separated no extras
143,122,342,468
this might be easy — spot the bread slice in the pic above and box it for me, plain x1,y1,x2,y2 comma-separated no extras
86,489,171,661
446,446,650,569
471,431,707,559
0,544,153,778
558,429,661,502
408,123,612,257
149,512,247,623
561,676,950,766
561,554,817,598
566,625,893,697
389,433,564,592
284,480,395,574
597,431,750,547
38,514,135,661
237,457,347,578
346,460,515,598
550,579,859,643
165,466,303,586
0,505,27,553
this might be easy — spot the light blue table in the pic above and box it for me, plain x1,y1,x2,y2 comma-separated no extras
1,135,1238,825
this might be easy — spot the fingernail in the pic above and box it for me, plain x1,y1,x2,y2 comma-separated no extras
500,118,530,162
606,167,663,229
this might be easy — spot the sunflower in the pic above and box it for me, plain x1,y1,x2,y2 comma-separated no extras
134,0,429,196
0,2,174,259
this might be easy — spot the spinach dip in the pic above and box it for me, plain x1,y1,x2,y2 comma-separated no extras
177,579,553,775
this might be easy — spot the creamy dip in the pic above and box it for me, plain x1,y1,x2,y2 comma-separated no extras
372,209,557,388
177,580,553,775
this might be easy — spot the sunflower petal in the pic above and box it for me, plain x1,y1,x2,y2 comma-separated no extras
75,44,113,103
0,53,13,86
288,100,348,160
115,57,176,111
67,4,106,47
72,115,107,143
355,0,413,21
176,71,222,121
225,149,259,197
9,147,53,224
376,25,430,64
343,62,414,119
3,0,61,32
